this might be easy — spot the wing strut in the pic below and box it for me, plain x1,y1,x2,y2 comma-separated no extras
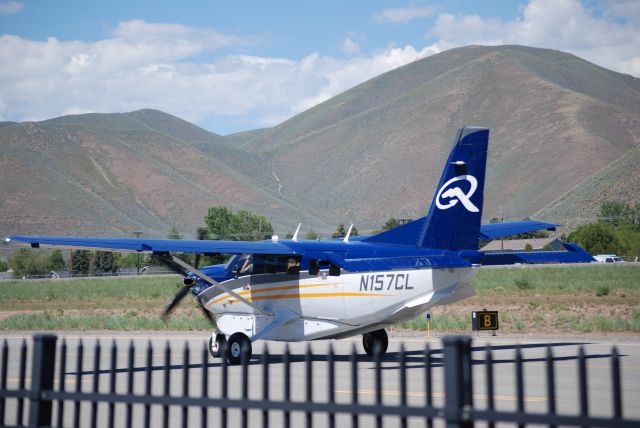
168,255,272,316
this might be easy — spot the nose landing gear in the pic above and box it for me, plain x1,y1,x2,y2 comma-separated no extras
208,332,227,358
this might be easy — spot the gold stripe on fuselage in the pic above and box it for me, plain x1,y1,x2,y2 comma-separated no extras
208,291,389,306
210,282,336,305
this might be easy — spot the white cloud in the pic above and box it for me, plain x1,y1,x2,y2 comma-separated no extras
2,1,638,133
375,5,436,24
0,0,22,15
601,0,640,24
0,21,436,132
428,0,640,76
340,36,360,56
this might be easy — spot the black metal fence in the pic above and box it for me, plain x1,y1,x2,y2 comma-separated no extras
0,334,638,427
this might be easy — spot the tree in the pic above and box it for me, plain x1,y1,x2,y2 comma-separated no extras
305,230,319,240
49,250,66,270
508,230,548,240
70,250,91,276
93,251,118,275
9,248,52,277
567,223,620,255
0,259,8,272
598,201,638,230
332,224,347,238
117,253,139,268
382,218,401,231
616,229,640,259
204,206,273,241
166,226,194,265
167,226,183,240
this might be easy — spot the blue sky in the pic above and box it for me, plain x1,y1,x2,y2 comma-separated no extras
1,0,638,134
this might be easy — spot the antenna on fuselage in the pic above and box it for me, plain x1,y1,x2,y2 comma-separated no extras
343,224,354,243
292,223,301,242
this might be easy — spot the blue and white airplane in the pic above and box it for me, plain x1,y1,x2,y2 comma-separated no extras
5,127,593,364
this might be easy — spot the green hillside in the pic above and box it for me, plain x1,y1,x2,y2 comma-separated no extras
0,110,332,240
240,45,640,227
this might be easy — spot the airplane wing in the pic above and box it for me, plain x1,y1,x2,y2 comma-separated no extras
4,235,297,255
479,220,558,240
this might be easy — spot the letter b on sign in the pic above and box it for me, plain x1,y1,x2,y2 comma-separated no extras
472,311,499,331
483,314,492,327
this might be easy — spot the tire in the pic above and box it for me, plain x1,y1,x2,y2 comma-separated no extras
226,332,252,365
362,329,388,356
208,333,226,358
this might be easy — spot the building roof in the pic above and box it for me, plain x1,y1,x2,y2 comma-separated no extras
480,237,561,252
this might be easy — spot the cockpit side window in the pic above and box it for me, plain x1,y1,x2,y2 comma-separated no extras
234,254,253,276
236,254,301,275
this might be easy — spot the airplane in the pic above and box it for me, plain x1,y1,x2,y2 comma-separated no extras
5,126,594,364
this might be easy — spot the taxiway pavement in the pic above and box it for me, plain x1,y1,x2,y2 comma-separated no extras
2,331,639,427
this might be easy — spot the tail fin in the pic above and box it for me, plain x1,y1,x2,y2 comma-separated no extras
364,126,489,250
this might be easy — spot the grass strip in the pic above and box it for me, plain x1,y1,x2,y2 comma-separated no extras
0,265,638,333
0,311,212,331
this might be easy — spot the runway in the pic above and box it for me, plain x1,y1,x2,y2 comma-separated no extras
2,331,639,427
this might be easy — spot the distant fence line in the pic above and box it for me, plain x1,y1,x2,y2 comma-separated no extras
2,261,639,280
0,270,178,280
1,334,639,427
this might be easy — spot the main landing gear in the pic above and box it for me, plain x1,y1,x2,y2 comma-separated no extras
209,331,252,365
362,329,388,356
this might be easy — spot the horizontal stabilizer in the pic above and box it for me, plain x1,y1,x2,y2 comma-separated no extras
480,242,594,265
479,220,558,240
361,219,559,245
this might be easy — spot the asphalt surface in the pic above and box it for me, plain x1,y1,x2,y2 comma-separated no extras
2,331,639,427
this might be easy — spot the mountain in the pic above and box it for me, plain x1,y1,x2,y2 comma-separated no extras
2,45,639,241
0,109,331,240
241,45,640,228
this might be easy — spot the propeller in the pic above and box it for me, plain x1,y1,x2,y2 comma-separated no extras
155,228,215,324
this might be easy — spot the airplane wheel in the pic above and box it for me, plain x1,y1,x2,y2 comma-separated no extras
362,329,388,356
226,332,252,365
208,333,226,358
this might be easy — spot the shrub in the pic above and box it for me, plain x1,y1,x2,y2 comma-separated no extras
595,284,610,297
515,277,534,290
9,248,53,277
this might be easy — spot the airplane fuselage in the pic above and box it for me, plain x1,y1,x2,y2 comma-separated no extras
198,256,477,341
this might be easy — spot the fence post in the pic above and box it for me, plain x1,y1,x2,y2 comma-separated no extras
28,334,57,428
443,335,473,428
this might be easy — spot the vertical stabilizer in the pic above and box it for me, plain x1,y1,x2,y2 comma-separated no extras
364,127,489,250
418,127,488,250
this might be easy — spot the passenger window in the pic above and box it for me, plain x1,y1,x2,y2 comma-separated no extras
286,257,300,275
329,263,340,276
252,255,301,274
309,259,319,275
